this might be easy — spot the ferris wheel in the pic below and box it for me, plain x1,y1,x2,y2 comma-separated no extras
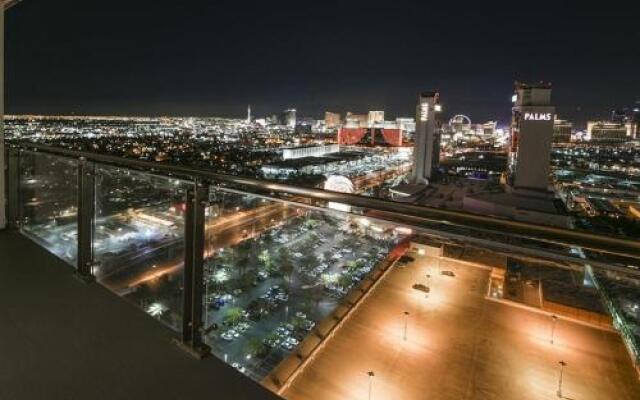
448,114,472,128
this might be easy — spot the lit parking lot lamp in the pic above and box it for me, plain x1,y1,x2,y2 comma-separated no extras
550,314,559,344
403,311,410,341
557,360,567,398
367,370,375,400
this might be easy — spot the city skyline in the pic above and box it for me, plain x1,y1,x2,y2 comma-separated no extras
5,1,640,124
3,3,640,400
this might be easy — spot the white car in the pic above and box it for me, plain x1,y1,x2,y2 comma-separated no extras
221,330,237,341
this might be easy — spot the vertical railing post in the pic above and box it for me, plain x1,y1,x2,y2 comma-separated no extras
7,148,20,229
0,5,5,230
179,179,210,358
76,157,95,282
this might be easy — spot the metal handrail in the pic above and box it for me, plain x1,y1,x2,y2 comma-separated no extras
3,0,23,11
10,141,640,260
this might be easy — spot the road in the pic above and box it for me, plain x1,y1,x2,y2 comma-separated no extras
283,255,640,400
99,202,295,293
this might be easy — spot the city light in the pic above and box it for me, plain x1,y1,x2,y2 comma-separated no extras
3,8,640,398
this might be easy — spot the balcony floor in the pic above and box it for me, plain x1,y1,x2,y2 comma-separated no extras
0,230,281,400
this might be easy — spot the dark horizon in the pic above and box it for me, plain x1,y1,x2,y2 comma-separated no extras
5,1,640,127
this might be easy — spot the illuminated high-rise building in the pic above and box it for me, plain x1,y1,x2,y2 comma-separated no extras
368,111,384,126
464,83,568,227
412,91,442,184
608,104,640,139
509,82,555,193
337,127,403,147
345,112,368,128
247,105,251,124
587,121,636,142
395,117,416,133
282,109,296,129
324,112,342,129
553,117,572,143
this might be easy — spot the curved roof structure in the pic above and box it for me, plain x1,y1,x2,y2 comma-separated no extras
449,114,472,127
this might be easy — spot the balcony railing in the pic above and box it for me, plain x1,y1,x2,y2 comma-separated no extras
5,142,640,396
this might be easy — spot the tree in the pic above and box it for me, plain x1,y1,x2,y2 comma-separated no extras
307,231,319,243
246,337,268,358
266,332,279,342
301,252,320,272
345,260,357,272
261,232,274,247
338,272,353,289
278,247,295,289
239,270,257,289
323,250,334,262
296,237,315,256
233,240,258,278
339,236,355,249
224,307,244,326
258,249,272,270
290,315,307,331
310,284,324,318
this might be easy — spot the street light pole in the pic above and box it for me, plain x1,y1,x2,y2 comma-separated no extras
403,311,410,341
426,274,431,298
550,315,558,344
367,370,375,400
557,360,567,398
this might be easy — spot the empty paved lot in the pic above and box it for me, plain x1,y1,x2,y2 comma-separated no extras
284,255,640,400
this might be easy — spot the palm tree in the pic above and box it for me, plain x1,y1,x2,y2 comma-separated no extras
224,307,244,326
246,337,268,358
310,284,324,318
278,247,295,290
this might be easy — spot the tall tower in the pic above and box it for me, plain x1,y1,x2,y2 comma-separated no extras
412,92,442,185
509,82,555,193
247,105,252,124
368,111,384,127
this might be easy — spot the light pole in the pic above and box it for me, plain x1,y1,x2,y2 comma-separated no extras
557,360,567,398
426,273,431,296
403,311,410,341
550,315,558,344
367,370,375,400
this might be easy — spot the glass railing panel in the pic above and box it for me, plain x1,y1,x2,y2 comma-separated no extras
92,164,190,332
18,150,79,267
202,188,409,381
11,123,640,247
7,143,640,399
195,186,640,399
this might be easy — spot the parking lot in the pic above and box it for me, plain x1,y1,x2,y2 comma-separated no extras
202,209,406,380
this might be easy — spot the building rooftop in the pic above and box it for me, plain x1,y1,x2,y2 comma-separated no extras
264,152,365,169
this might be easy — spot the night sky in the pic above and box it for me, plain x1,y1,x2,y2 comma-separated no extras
6,0,640,126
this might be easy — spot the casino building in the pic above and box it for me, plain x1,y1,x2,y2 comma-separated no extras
337,127,403,147
463,82,569,227
508,81,555,193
